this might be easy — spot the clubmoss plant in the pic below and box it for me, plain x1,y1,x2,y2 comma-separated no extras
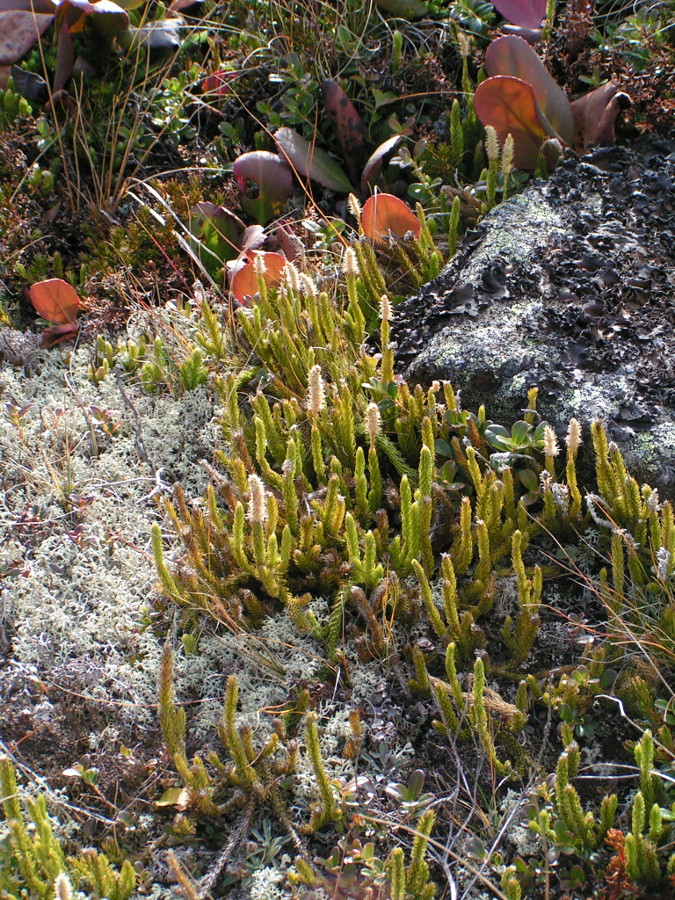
0,756,135,900
159,644,309,838
500,530,542,667
149,232,675,896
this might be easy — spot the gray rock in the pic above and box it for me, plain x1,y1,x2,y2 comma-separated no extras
393,137,675,496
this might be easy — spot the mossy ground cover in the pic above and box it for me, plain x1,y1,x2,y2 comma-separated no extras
1,2,674,898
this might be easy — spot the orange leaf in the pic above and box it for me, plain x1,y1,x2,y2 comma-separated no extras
229,252,287,305
362,193,421,245
28,278,80,324
474,75,551,170
485,36,574,145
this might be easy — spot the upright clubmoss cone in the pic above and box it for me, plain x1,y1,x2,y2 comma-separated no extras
305,364,327,484
55,875,73,900
366,402,381,448
252,253,269,301
247,474,267,524
485,125,499,210
348,193,362,228
566,418,582,452
485,125,499,163
343,246,359,278
284,261,300,294
299,273,317,298
365,401,384,512
502,133,514,175
544,424,559,475
502,133,514,200
305,364,325,419
343,246,365,343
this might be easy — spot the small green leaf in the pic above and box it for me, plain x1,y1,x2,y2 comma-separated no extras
510,420,533,444
518,469,539,492
371,88,399,109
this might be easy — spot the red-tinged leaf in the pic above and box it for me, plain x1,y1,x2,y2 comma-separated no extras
362,193,421,245
491,0,546,28
269,220,299,261
168,0,201,10
360,135,404,193
61,0,129,37
202,68,236,97
61,0,100,23
374,0,428,19
474,75,551,170
0,0,55,11
485,36,574,145
28,278,80,324
501,25,542,44
322,79,366,183
274,127,354,194
0,10,54,65
53,16,73,92
229,252,288,305
41,321,80,348
571,81,631,151
233,151,293,224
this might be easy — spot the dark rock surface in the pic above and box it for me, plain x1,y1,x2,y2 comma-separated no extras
393,135,675,496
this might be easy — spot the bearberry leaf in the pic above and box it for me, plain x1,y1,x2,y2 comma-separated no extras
274,127,354,194
322,79,366,182
233,151,293,224
491,0,546,28
28,278,80,325
0,10,53,65
230,252,288,305
485,36,574,145
474,75,552,169
362,193,421,244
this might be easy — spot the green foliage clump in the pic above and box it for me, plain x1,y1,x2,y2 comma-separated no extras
0,756,136,900
149,241,675,896
0,79,32,130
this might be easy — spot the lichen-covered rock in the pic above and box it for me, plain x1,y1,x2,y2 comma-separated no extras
394,135,675,496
